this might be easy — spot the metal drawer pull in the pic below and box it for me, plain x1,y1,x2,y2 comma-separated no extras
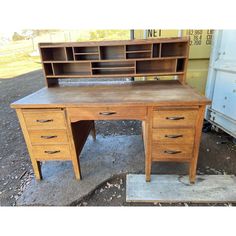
165,134,183,139
36,119,53,123
99,112,117,116
166,116,184,120
164,150,182,154
44,150,60,154
40,135,57,139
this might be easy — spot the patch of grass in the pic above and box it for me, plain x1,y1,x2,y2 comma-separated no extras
0,52,41,79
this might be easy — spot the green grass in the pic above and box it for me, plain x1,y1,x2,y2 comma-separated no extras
0,53,41,79
0,39,41,79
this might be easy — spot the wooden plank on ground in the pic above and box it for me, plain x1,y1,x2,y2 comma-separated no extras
126,174,236,203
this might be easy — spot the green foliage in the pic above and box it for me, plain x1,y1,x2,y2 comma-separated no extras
77,30,130,41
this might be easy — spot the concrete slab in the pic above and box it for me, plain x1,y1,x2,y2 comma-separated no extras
126,174,236,203
17,135,189,206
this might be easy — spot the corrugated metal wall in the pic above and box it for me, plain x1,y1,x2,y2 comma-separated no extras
134,30,213,94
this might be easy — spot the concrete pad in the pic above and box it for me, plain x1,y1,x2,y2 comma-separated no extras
126,174,236,203
17,135,189,206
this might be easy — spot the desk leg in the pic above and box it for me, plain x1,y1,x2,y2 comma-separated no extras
72,157,82,180
32,160,42,180
16,109,42,180
66,118,82,181
145,108,152,182
189,106,205,183
91,121,96,141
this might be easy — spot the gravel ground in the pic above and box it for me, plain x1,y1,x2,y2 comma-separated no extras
0,70,235,206
74,174,236,206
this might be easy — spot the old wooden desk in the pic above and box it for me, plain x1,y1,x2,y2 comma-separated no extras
11,80,210,183
11,38,211,183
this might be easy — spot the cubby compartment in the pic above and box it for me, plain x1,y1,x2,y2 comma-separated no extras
66,47,74,60
73,46,99,53
100,46,125,60
126,44,151,51
41,47,66,61
161,42,188,57
126,52,151,59
75,54,99,61
52,63,91,76
136,59,176,74
43,63,53,76
153,44,160,57
92,68,134,76
176,58,185,72
92,61,135,69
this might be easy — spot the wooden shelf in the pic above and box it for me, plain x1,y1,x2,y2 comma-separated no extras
39,38,189,86
126,50,151,53
74,52,99,55
92,69,135,75
42,56,186,64
92,67,135,70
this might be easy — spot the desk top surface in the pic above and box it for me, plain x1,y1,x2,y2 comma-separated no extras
11,80,211,108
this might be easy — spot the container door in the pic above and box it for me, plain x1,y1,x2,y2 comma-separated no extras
205,30,236,138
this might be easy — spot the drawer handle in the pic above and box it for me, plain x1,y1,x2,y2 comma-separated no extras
99,112,117,116
44,150,60,154
164,150,182,154
40,135,58,139
165,134,183,139
166,116,184,120
36,119,53,123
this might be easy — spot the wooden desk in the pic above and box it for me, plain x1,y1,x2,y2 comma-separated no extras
11,80,210,183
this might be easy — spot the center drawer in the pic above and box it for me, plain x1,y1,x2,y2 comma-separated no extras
67,106,147,121
32,145,71,161
152,108,198,128
23,109,67,130
28,130,68,145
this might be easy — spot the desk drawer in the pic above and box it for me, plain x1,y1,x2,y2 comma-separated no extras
23,110,66,130
32,145,71,160
152,128,195,145
29,130,68,145
153,109,198,128
152,144,193,160
67,107,147,121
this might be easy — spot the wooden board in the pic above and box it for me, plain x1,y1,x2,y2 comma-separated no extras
126,174,236,203
11,80,210,108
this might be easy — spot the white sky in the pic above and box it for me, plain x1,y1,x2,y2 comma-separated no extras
1,0,236,32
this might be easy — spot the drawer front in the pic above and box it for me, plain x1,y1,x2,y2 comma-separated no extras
152,144,193,160
23,110,66,129
67,107,147,121
32,145,71,160
152,128,195,145
153,109,198,128
28,130,68,145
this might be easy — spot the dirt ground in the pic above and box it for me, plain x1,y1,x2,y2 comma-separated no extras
0,70,235,206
